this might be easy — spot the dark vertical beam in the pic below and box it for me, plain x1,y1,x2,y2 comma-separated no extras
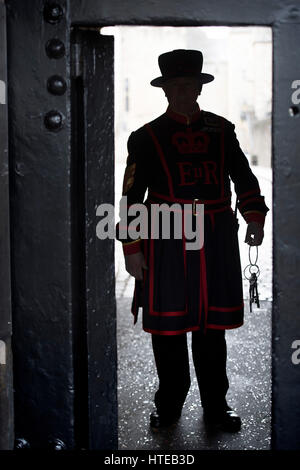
272,16,300,449
70,64,89,449
0,0,14,451
6,0,75,448
80,30,117,450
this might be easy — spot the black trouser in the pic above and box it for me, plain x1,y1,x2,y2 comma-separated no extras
151,329,229,418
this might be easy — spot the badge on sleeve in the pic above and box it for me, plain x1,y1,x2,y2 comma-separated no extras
122,162,136,194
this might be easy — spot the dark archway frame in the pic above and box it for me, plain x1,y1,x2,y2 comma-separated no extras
4,0,300,450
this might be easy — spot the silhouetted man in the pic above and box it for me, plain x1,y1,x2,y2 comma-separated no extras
117,49,269,432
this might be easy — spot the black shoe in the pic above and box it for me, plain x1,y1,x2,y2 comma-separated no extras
150,409,181,431
203,406,241,433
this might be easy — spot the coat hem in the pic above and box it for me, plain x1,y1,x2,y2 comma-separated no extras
143,321,243,335
206,322,244,330
143,325,201,335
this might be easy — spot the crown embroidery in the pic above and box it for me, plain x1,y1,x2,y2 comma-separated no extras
172,128,210,154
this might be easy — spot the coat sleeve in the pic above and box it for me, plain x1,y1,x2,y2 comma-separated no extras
116,130,149,255
225,120,269,226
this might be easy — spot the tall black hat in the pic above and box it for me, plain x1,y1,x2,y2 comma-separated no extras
150,49,214,87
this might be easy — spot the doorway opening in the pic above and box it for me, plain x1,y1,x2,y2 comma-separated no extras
108,25,272,450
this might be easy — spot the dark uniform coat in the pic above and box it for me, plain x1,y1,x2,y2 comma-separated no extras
117,105,269,335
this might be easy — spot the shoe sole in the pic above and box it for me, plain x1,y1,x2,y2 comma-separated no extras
150,423,177,432
204,419,241,433
150,418,180,432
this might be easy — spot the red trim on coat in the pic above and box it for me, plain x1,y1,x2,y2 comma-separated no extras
150,311,189,317
148,198,231,218
148,190,231,206
145,124,175,198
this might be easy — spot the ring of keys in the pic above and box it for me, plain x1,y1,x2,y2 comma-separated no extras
243,246,260,312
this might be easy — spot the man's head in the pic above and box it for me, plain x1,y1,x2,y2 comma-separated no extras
162,77,203,111
151,49,213,115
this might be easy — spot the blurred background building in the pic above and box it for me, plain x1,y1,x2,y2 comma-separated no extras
111,26,272,170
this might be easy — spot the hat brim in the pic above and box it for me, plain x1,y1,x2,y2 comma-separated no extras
150,73,214,87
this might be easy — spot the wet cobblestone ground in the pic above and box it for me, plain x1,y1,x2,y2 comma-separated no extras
117,297,271,451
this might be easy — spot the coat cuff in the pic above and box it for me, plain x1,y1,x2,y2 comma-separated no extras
243,210,266,227
122,239,141,255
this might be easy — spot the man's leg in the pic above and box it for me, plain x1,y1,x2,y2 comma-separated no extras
191,328,241,432
191,328,228,411
150,333,191,427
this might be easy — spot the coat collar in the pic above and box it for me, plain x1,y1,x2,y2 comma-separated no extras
166,104,202,125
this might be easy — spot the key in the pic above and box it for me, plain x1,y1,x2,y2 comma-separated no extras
249,272,260,312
